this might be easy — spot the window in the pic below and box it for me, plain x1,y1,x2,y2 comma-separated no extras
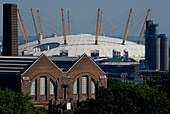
82,76,87,94
91,79,96,94
50,80,55,95
73,79,78,94
30,79,37,95
40,77,46,95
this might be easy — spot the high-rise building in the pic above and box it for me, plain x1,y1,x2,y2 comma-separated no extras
3,4,18,56
145,20,169,71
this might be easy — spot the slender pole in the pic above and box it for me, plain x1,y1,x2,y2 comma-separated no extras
138,9,150,44
30,8,40,44
37,9,45,39
122,8,132,45
95,8,100,45
18,9,29,43
68,10,71,35
99,10,103,36
17,14,27,43
61,8,67,44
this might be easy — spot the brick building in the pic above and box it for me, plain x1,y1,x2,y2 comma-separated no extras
3,4,18,56
0,53,107,108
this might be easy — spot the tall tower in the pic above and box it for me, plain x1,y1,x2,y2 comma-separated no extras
3,4,18,56
160,34,169,71
145,20,169,71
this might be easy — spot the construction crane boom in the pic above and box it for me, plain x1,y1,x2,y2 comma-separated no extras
17,14,27,43
95,8,100,45
68,10,71,35
138,9,150,44
30,8,40,44
99,10,103,36
122,8,132,45
18,9,29,43
37,9,45,39
61,8,67,44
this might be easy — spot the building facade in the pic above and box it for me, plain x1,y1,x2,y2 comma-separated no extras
0,54,107,108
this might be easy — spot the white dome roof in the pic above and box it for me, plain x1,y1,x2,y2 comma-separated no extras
19,34,145,59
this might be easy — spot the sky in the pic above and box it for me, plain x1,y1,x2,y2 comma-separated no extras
0,0,170,37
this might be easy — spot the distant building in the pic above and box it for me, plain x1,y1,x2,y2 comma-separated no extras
137,70,164,82
3,4,18,56
145,20,169,71
0,53,107,109
97,59,139,79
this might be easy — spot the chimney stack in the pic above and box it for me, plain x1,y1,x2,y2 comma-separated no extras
3,4,18,56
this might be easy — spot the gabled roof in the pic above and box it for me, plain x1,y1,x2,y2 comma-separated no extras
0,53,106,75
22,53,62,75
49,56,79,72
67,53,106,74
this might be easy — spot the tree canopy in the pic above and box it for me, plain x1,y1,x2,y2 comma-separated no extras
0,88,47,114
77,78,170,114
160,71,170,98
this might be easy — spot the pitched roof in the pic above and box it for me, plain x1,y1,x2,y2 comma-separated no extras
22,53,62,75
0,53,105,75
49,56,79,72
67,53,106,74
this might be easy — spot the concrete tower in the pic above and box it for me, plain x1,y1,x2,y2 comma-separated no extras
150,36,160,70
160,34,169,71
3,4,18,56
145,20,169,71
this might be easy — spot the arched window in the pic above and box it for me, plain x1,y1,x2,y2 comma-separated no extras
30,79,37,95
40,76,46,95
82,76,88,94
73,79,79,94
50,80,55,95
91,79,96,94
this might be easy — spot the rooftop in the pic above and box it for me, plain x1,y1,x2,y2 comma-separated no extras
19,34,145,60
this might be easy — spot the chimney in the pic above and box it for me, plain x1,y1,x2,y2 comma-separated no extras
3,4,18,56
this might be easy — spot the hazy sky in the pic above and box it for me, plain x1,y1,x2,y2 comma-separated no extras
0,0,170,37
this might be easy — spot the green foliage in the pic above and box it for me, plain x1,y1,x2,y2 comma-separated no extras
36,107,48,114
160,71,170,98
0,88,49,114
63,110,73,114
77,82,170,114
0,88,36,113
107,77,122,88
146,79,159,87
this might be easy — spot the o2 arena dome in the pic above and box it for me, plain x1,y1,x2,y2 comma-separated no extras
19,34,145,59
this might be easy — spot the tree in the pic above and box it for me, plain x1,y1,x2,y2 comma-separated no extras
107,77,122,88
0,88,47,114
146,79,159,87
160,71,170,98
77,82,170,114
